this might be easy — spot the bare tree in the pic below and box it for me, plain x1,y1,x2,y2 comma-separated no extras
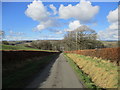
63,25,104,50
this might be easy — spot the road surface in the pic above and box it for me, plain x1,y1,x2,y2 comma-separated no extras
26,53,84,88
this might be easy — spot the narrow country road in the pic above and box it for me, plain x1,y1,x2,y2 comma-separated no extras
26,53,84,88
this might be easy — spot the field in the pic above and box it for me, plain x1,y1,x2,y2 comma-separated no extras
0,44,39,50
0,44,58,52
1,43,119,88
102,41,118,48
2,50,60,88
65,53,118,88
2,44,60,88
3,53,60,88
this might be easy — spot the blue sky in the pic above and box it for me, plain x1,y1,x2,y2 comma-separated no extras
2,0,119,41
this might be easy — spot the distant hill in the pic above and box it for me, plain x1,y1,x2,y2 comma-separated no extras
101,40,118,42
101,40,118,48
1,40,33,46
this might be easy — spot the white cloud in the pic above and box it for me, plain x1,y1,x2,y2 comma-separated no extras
5,35,23,41
39,35,63,40
43,37,63,40
107,7,118,23
25,0,49,21
65,20,82,32
98,6,119,40
59,0,99,22
69,20,81,30
25,0,60,31
9,30,25,36
0,30,4,36
98,28,118,40
25,1,52,31
5,35,38,41
36,24,45,30
0,30,4,40
2,31,26,41
34,19,59,31
108,22,118,30
55,31,63,34
49,4,57,15
25,0,99,32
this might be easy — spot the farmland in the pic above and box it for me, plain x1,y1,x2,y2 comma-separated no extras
2,47,60,88
102,41,118,48
1,44,39,50
3,53,60,88
1,44,120,88
1,44,57,52
1,42,119,89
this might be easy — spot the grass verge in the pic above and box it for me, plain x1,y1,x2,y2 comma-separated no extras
64,53,101,89
3,53,59,88
66,53,118,88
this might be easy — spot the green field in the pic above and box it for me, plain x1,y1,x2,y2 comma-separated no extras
0,45,40,50
0,44,57,52
101,41,118,48
0,44,41,50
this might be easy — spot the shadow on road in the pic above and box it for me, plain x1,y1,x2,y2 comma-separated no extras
25,53,61,89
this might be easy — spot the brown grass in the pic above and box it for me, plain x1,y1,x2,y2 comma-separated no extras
66,53,118,88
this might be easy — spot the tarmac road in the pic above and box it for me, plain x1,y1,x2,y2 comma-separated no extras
26,53,84,88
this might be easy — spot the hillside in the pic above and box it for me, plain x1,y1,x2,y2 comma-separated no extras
101,41,118,48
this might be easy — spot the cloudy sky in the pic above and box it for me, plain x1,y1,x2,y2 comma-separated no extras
2,0,119,41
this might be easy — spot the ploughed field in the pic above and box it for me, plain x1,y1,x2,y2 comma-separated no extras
2,50,60,88
2,50,58,64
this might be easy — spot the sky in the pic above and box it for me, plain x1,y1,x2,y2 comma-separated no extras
1,0,119,41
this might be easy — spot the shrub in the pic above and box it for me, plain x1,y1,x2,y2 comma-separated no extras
64,47,120,65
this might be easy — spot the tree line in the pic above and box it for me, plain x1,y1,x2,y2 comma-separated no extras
30,25,105,51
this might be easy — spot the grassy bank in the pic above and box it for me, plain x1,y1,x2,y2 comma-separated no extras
3,53,59,88
64,53,100,89
64,53,118,88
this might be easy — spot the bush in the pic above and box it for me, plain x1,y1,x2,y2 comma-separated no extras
65,47,120,65
2,41,9,45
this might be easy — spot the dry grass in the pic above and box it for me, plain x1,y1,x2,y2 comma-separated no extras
66,53,118,88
